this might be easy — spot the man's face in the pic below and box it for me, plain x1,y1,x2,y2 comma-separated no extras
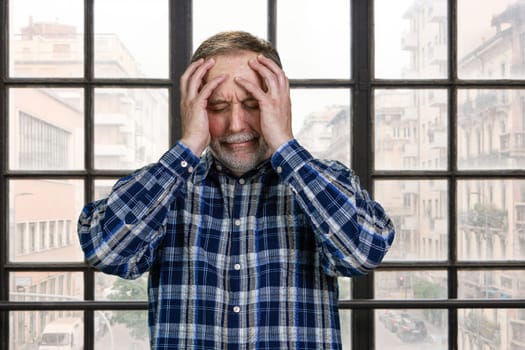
205,51,271,176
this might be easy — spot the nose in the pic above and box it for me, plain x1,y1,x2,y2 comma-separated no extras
228,103,248,133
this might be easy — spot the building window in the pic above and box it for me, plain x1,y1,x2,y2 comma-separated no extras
18,111,70,170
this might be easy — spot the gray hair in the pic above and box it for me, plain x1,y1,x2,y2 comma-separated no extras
191,31,282,68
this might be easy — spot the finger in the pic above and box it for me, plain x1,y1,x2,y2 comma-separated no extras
198,74,228,105
249,56,290,96
182,59,216,99
256,55,283,77
234,76,266,102
256,55,289,89
180,59,204,95
248,58,280,95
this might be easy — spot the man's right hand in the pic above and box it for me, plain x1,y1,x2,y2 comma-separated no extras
179,58,227,155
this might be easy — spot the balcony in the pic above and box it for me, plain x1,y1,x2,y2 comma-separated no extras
500,131,525,156
429,1,447,22
401,106,418,121
403,216,418,230
428,120,446,133
428,130,447,149
430,217,446,236
401,181,419,195
428,43,447,65
401,31,417,50
462,310,501,346
458,205,508,237
401,66,419,79
428,92,447,107
402,143,418,157
510,319,525,348
517,203,525,224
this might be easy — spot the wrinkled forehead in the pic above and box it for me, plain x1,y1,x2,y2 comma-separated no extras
205,51,262,85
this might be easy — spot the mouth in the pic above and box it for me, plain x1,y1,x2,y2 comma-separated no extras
221,134,258,150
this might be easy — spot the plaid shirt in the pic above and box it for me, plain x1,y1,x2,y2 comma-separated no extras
78,139,395,350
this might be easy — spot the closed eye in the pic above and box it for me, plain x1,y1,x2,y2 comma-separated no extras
243,99,259,110
207,102,229,112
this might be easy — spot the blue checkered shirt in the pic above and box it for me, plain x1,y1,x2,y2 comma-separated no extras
78,139,395,349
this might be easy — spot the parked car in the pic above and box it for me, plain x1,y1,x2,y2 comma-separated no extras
396,316,428,342
379,310,410,333
38,317,83,350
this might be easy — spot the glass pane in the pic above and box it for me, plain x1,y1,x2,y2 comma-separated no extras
192,0,267,50
277,0,350,79
458,270,525,299
457,180,525,261
94,179,119,201
376,309,447,349
9,0,84,77
338,277,352,300
10,271,83,302
9,88,84,170
340,310,352,350
375,271,447,300
458,309,523,350
9,311,83,350
94,88,169,170
8,179,84,262
94,0,168,78
458,0,525,79
458,89,525,170
94,310,149,350
95,272,148,301
291,88,351,166
375,0,448,79
375,180,449,261
375,89,448,170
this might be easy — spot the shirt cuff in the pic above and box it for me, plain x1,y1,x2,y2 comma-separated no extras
159,141,200,180
271,139,314,181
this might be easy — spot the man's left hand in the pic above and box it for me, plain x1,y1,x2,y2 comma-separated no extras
234,55,294,152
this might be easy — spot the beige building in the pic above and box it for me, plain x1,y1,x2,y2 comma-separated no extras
373,1,525,349
296,105,351,166
9,19,167,349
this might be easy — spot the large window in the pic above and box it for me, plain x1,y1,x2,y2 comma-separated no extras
1,0,524,349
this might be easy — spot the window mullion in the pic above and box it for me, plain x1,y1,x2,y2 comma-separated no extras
1,0,9,349
351,1,374,349
170,0,192,145
448,1,458,349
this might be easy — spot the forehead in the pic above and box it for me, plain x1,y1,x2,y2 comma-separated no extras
206,51,260,82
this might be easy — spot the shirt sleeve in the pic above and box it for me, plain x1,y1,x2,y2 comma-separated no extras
271,139,396,277
77,142,200,279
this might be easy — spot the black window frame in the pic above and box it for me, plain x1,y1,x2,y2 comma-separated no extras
1,1,524,349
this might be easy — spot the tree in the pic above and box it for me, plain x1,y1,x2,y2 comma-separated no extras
107,275,149,339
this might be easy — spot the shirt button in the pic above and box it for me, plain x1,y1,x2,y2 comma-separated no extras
181,160,188,168
238,178,245,185
188,166,194,173
234,219,241,226
234,263,241,271
216,164,223,171
276,166,283,174
233,306,241,313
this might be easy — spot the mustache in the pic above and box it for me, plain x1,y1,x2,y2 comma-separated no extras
219,133,259,144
